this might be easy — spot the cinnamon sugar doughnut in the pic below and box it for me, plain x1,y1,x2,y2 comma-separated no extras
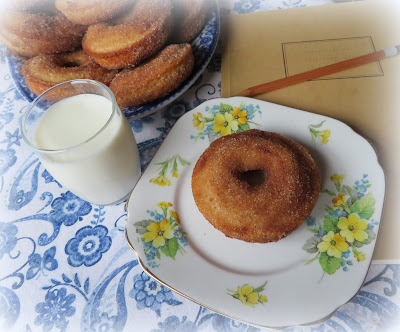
110,44,194,108
0,10,85,57
22,50,117,98
192,129,321,243
55,0,134,25
82,0,173,70
171,0,209,43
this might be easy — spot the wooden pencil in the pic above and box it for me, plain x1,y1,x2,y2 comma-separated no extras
235,46,400,97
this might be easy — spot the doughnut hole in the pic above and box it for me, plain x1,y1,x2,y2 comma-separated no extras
63,62,81,68
238,169,267,186
21,50,118,101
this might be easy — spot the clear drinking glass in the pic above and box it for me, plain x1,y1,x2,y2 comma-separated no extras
21,79,141,205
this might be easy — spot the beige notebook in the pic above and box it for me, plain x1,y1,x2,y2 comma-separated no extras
221,0,400,261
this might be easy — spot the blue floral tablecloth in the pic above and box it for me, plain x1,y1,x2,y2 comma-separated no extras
0,1,399,331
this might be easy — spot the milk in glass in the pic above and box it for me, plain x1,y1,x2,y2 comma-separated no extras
33,94,140,205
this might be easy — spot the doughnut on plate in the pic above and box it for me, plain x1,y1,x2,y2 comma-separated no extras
126,97,385,329
6,0,219,120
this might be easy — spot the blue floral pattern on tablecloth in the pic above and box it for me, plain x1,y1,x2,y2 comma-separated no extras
130,272,182,317
0,1,399,331
34,288,76,331
49,192,92,226
65,225,112,267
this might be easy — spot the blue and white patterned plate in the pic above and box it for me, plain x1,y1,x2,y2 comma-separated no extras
6,1,220,120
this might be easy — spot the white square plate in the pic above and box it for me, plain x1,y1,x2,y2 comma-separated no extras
126,97,385,328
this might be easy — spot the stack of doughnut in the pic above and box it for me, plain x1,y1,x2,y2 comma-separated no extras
192,130,321,243
0,0,210,106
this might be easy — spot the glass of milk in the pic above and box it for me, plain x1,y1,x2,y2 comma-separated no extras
20,79,141,205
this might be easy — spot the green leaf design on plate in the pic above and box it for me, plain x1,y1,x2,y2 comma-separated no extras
178,155,190,166
253,281,268,293
150,154,190,186
362,229,376,245
160,240,172,258
349,193,375,219
238,123,250,132
220,103,233,113
319,252,342,275
342,185,356,196
323,216,339,233
134,220,153,235
302,236,322,253
159,238,179,260
168,237,179,259
352,240,364,248
309,120,326,129
325,206,336,213
321,188,336,196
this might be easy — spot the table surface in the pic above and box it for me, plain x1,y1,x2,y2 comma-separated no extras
0,0,399,331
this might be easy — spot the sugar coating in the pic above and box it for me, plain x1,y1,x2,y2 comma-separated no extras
82,0,173,69
0,9,85,57
55,0,134,25
22,50,118,97
110,44,194,108
191,129,321,243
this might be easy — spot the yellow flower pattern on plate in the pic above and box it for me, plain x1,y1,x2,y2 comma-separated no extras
212,112,238,136
134,202,187,268
230,107,247,125
157,202,172,210
193,112,205,130
191,103,261,142
150,175,171,187
332,193,347,207
338,214,368,243
143,219,174,248
309,120,331,144
150,155,190,187
227,281,268,308
331,174,345,186
303,174,377,275
317,231,349,258
317,129,331,144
